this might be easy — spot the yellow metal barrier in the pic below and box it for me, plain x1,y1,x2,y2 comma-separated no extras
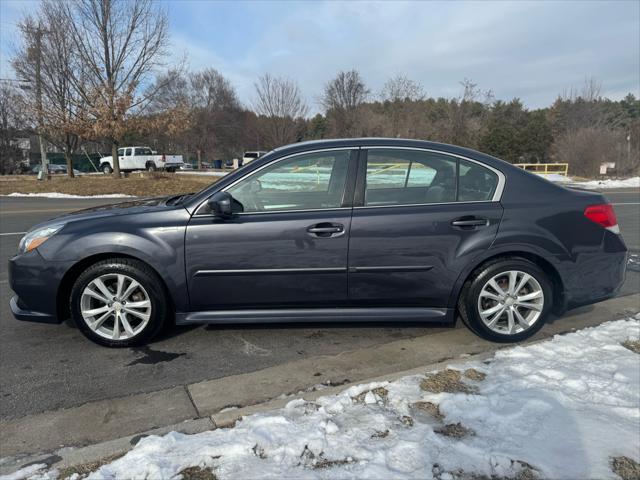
514,163,569,176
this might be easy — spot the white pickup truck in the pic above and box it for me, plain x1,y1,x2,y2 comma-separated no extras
98,146,183,174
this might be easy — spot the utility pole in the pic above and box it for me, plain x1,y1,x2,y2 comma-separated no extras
32,22,49,181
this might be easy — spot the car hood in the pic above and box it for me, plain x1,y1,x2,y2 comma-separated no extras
27,196,177,232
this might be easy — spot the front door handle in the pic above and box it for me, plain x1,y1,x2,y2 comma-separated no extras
307,223,344,238
451,217,489,229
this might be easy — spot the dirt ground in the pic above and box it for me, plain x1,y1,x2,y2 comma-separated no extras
0,173,220,197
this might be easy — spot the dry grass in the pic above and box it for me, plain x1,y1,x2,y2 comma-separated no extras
611,456,640,480
299,445,356,470
399,415,414,427
371,429,389,438
353,386,389,404
58,453,124,479
434,422,475,439
412,401,444,421
0,173,218,197
179,466,218,480
463,368,487,381
420,369,478,394
622,339,640,354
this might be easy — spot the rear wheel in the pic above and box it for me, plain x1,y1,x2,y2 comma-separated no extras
458,258,552,343
70,258,167,347
147,162,157,172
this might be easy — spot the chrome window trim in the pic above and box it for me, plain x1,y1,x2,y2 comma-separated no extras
364,146,505,202
353,199,499,210
194,147,356,216
194,145,505,216
233,207,351,217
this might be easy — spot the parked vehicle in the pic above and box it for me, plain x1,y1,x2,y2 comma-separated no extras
98,147,183,174
31,164,81,176
9,139,627,347
177,163,193,171
242,150,267,165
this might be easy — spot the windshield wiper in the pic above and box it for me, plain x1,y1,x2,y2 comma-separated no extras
166,193,192,206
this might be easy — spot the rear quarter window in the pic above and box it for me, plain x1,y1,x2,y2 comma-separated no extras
458,159,499,202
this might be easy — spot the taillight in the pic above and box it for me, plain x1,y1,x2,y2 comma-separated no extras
584,204,619,233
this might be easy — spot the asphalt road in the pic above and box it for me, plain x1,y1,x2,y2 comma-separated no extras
1,190,639,420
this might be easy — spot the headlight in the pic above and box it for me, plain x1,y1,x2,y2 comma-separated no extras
18,224,64,254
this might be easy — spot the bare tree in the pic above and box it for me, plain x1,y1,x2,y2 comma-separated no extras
253,73,308,147
149,68,241,167
62,0,170,177
379,75,425,137
321,70,369,137
0,84,27,174
380,75,425,103
13,1,88,177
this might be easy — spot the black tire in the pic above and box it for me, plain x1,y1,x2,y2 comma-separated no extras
70,258,168,347
101,163,113,174
458,257,553,343
147,162,157,172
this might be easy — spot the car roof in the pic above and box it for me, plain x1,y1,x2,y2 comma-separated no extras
269,137,518,172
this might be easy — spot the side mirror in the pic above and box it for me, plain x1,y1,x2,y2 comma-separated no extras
207,191,234,219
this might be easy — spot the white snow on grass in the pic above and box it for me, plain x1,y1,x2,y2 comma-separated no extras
175,171,229,177
8,316,639,480
538,174,640,189
569,176,640,189
534,173,572,183
3,193,136,199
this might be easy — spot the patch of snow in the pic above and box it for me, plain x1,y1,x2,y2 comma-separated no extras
175,171,228,177
534,173,572,183
570,176,640,189
539,174,640,189
0,464,50,480
9,317,639,480
2,193,136,199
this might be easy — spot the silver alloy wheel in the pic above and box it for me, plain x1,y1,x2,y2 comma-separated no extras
80,273,152,341
477,270,544,335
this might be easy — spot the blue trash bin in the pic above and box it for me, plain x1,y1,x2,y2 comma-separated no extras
213,159,222,169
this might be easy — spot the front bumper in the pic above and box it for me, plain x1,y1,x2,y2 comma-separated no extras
8,249,71,324
10,295,58,323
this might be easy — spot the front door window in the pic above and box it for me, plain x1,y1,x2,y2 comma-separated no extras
227,150,351,213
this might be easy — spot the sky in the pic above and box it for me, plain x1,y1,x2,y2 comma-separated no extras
1,0,639,114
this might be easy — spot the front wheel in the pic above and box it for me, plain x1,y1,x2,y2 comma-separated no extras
101,163,113,174
70,258,168,347
458,258,552,343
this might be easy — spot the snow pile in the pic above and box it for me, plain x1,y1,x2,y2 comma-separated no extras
534,173,572,183
176,171,228,177
3,193,136,199
538,174,640,189
570,176,640,189
8,317,639,480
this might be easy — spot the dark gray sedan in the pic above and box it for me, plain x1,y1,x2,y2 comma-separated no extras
9,138,627,347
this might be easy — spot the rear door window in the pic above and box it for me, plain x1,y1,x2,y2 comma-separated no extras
364,149,455,206
363,149,499,206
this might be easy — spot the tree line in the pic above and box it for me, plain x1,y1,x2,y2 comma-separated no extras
1,0,638,178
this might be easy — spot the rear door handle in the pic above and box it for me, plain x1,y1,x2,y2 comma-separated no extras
307,223,344,237
451,217,489,228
